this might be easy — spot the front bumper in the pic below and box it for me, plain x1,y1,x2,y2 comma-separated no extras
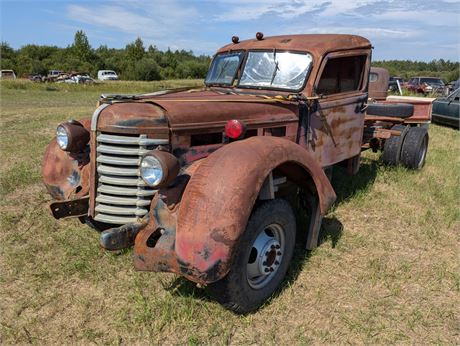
50,197,89,219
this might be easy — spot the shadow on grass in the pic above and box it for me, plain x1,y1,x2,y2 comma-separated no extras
331,158,379,205
165,159,379,310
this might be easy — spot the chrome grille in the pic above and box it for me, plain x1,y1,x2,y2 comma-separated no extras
94,133,168,224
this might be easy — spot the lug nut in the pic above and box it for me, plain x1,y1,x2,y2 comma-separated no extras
264,268,270,273
265,251,270,256
275,261,279,265
271,245,275,249
270,267,274,272
277,251,282,256
275,244,280,249
263,261,267,265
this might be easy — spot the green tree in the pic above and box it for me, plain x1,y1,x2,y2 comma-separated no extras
126,37,145,62
71,30,92,63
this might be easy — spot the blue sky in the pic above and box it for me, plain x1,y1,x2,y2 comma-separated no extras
1,0,459,61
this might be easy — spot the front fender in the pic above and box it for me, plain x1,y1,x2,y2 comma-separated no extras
42,118,91,201
175,136,336,283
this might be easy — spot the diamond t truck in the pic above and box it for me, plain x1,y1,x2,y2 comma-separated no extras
42,34,432,313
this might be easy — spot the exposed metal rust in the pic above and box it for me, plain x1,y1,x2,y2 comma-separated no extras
369,67,390,100
174,136,336,284
42,118,91,201
49,196,89,219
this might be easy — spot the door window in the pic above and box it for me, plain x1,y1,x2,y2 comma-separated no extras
316,55,367,95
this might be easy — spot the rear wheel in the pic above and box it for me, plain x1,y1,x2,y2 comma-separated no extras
400,127,429,169
382,124,409,166
207,199,296,314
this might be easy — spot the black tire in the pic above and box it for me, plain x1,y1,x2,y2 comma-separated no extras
400,127,429,169
207,199,296,314
367,103,414,118
382,124,409,165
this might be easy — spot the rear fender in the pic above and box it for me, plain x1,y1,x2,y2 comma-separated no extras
175,136,336,283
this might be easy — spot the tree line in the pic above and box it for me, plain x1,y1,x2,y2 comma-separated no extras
1,31,211,80
1,30,459,82
372,59,459,82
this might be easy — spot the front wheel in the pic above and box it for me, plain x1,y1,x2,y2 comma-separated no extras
207,199,296,314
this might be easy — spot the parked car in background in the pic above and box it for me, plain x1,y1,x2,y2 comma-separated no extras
431,88,459,128
46,70,64,82
60,73,95,84
446,78,460,93
0,69,17,80
48,70,63,78
406,77,445,95
97,70,118,81
388,76,404,92
27,73,43,82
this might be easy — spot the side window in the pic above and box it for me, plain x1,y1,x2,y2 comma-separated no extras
316,55,367,95
369,72,378,83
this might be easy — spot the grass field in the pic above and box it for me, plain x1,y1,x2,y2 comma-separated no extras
1,80,459,344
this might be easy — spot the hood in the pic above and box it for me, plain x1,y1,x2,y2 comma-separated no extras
141,89,299,132
96,102,169,134
96,89,299,134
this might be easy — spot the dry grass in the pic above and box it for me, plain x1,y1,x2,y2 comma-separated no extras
1,80,459,344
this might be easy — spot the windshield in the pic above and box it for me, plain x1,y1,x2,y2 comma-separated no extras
205,52,244,85
420,78,444,85
239,51,313,90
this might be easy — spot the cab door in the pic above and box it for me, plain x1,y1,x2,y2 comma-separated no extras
303,50,370,167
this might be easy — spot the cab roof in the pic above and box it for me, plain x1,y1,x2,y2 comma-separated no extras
216,34,371,58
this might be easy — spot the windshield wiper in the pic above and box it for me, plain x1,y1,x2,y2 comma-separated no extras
270,50,280,85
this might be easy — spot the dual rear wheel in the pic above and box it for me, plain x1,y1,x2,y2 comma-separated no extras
383,125,428,170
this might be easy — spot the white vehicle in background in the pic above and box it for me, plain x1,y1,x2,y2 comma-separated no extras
0,69,17,80
97,70,119,81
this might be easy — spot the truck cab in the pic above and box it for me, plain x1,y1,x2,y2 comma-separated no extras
42,34,427,313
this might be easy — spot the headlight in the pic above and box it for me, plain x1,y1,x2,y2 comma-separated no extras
55,120,90,152
56,125,69,150
140,156,164,186
140,150,180,188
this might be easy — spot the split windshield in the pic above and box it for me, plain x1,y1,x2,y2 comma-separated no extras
205,52,244,85
205,50,313,90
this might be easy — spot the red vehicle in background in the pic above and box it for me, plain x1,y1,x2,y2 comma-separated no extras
406,76,446,95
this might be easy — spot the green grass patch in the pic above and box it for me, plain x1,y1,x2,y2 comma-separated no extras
0,81,458,344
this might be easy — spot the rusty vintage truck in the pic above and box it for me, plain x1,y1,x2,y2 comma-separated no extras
42,34,432,313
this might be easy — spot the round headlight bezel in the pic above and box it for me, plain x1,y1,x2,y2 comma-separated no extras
140,150,180,188
56,125,69,150
55,120,90,153
140,155,164,187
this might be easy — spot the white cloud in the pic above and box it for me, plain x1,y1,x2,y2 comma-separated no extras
67,1,199,39
214,0,380,21
301,26,417,39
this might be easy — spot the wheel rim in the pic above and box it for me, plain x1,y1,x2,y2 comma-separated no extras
417,135,428,168
246,223,286,290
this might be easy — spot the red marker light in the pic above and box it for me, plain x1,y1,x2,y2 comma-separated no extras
225,119,245,139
